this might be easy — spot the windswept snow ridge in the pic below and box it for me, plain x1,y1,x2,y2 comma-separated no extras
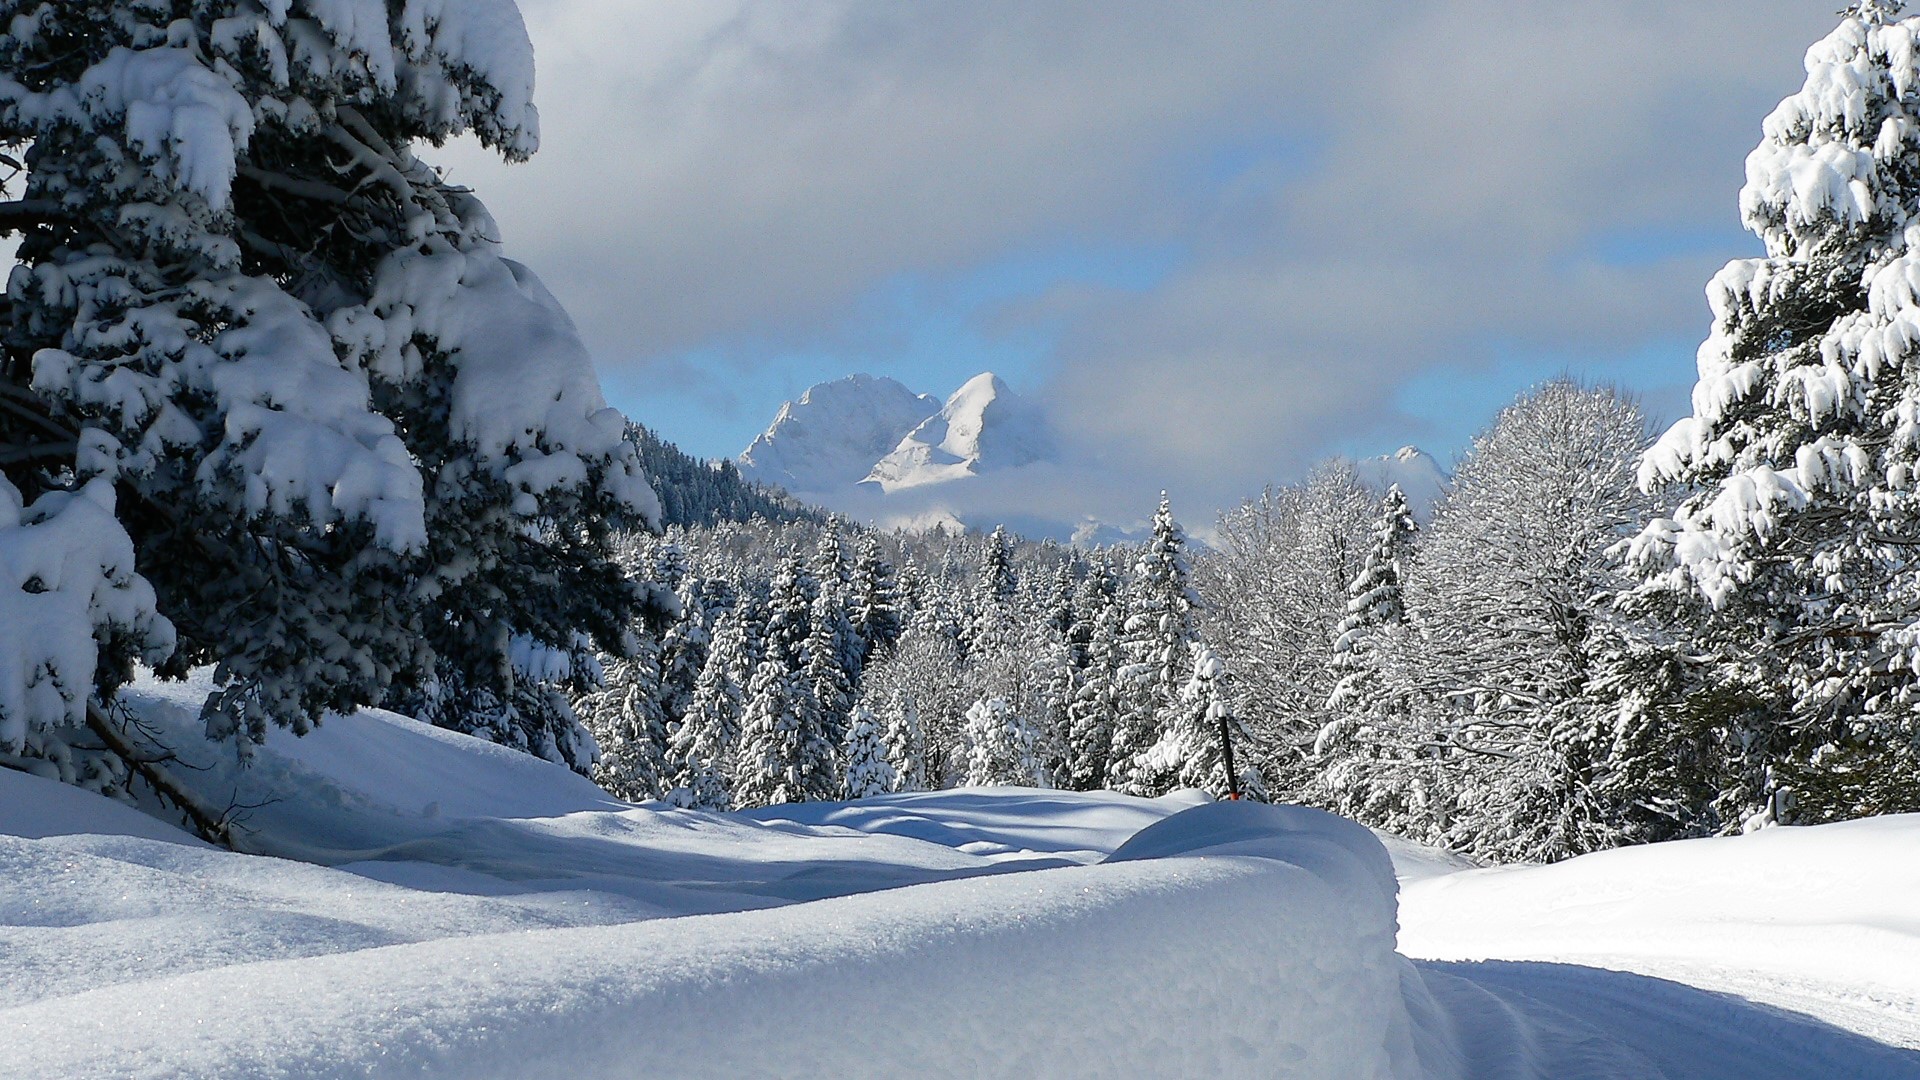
2,800,1426,1080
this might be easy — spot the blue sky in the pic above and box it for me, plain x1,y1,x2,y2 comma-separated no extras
446,1,1839,524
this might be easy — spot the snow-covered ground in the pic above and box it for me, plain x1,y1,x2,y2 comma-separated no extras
3,676,1917,1077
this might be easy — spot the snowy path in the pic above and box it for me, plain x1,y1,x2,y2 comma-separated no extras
4,684,1919,1077
1397,815,1920,1070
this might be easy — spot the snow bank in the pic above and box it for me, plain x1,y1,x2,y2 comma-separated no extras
1,799,1424,1080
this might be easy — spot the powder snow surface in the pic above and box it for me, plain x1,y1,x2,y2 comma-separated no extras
2,677,1918,1077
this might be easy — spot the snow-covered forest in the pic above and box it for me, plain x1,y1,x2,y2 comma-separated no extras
4,1,1920,1076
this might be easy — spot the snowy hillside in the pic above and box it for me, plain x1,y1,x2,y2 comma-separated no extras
738,374,940,494
4,673,1917,1078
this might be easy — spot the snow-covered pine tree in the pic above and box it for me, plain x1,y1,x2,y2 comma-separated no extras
734,657,837,807
1133,495,1203,701
1629,0,1920,826
842,703,896,799
1138,648,1266,800
580,630,671,802
0,0,660,792
847,532,903,666
654,544,710,725
1317,484,1421,820
1108,494,1202,793
805,589,856,747
964,696,1043,787
665,607,752,811
1334,485,1416,655
966,524,1019,659
880,687,928,792
1057,559,1118,790
1105,655,1160,793
764,553,816,670
0,475,174,797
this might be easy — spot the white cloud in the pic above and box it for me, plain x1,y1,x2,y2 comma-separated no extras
443,1,1841,525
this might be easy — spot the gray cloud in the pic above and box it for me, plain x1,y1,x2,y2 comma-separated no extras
443,1,1842,525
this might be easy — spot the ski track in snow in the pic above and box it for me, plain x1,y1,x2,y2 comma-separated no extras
2,681,1917,1077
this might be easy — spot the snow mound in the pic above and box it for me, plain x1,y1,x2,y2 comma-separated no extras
1,800,1427,1080
10,674,1920,1077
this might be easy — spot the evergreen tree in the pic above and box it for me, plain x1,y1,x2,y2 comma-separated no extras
1109,495,1202,792
806,590,856,747
581,634,671,802
0,0,658,795
1317,485,1421,820
881,688,928,792
1138,648,1266,800
965,525,1019,659
964,697,1044,787
626,423,819,529
735,658,837,807
842,704,896,799
764,553,816,670
1629,1,1920,826
666,609,751,811
1057,559,1119,790
847,532,904,665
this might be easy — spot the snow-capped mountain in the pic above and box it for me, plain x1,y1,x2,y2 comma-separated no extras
861,373,1052,493
739,371,1053,505
1353,445,1449,519
737,375,939,494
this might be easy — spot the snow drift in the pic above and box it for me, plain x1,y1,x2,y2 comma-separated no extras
6,675,1920,1078
3,750,1425,1079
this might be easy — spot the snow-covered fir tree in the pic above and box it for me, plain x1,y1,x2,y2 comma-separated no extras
626,423,818,529
1058,560,1121,790
0,0,660,802
1138,648,1265,800
665,608,753,811
880,688,928,792
847,532,904,666
764,553,816,669
964,697,1044,788
580,631,672,802
1317,485,1421,822
1109,494,1203,794
734,657,837,807
1628,1,1920,826
806,590,857,746
842,704,896,799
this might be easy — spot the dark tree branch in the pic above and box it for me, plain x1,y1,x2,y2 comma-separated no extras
85,700,240,849
0,198,66,233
